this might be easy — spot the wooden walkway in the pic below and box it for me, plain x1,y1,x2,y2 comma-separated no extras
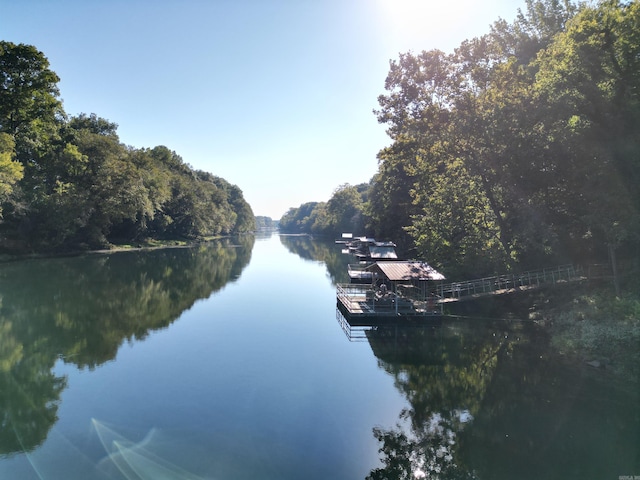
437,264,585,303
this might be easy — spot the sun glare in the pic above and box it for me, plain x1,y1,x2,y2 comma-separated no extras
374,0,503,52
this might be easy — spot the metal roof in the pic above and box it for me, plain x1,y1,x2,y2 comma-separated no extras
367,261,445,281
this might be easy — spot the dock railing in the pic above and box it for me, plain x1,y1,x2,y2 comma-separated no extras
438,264,583,301
338,264,585,313
337,282,442,315
337,283,374,312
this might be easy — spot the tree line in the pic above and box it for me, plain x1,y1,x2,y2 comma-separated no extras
280,0,640,277
0,41,255,253
255,215,278,230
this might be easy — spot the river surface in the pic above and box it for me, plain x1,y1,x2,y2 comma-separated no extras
0,233,638,479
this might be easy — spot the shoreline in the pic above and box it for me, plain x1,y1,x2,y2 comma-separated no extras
0,238,216,263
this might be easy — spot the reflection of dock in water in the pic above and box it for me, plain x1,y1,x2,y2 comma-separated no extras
336,308,442,342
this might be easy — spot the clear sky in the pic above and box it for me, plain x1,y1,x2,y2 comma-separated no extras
1,0,525,219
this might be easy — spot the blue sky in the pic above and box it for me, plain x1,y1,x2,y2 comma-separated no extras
1,0,524,219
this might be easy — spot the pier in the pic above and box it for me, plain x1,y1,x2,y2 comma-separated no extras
337,264,586,321
437,264,585,303
337,283,443,320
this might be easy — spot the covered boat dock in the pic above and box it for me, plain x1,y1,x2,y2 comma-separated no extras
337,261,445,319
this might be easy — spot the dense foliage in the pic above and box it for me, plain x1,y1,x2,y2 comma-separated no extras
0,42,254,253
279,183,370,237
255,215,278,230
281,0,640,278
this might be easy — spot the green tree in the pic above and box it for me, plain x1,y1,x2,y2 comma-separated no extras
46,117,154,248
255,216,277,230
372,0,596,273
326,183,365,235
226,183,255,233
534,0,640,258
279,202,323,234
366,137,422,251
0,133,23,215
0,41,64,186
280,183,371,237
408,157,507,277
0,41,62,137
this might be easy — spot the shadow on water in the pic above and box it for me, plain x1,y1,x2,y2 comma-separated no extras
0,236,254,457
359,317,639,480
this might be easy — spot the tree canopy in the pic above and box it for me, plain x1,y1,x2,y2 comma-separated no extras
0,41,254,252
278,183,371,237
282,0,640,277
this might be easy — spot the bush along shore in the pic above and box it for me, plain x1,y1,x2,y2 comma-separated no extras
532,283,640,383
446,277,640,384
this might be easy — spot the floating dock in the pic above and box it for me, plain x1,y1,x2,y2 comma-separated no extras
336,283,442,323
337,260,446,322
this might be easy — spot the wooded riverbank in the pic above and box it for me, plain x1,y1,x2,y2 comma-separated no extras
449,281,640,383
545,289,640,382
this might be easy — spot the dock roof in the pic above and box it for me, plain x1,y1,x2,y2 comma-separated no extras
367,261,445,281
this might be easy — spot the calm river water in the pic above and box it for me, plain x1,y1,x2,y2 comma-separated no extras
0,233,638,479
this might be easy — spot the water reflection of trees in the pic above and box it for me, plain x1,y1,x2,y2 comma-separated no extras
365,321,520,479
0,236,253,456
279,234,351,284
0,351,66,457
365,320,640,479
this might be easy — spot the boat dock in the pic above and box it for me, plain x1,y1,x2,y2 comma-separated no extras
337,283,442,320
337,264,586,322
336,235,587,323
337,260,446,321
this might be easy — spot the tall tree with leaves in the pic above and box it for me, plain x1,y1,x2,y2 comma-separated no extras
372,0,582,273
326,183,365,235
0,41,64,174
0,133,23,217
0,42,62,135
534,0,640,259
